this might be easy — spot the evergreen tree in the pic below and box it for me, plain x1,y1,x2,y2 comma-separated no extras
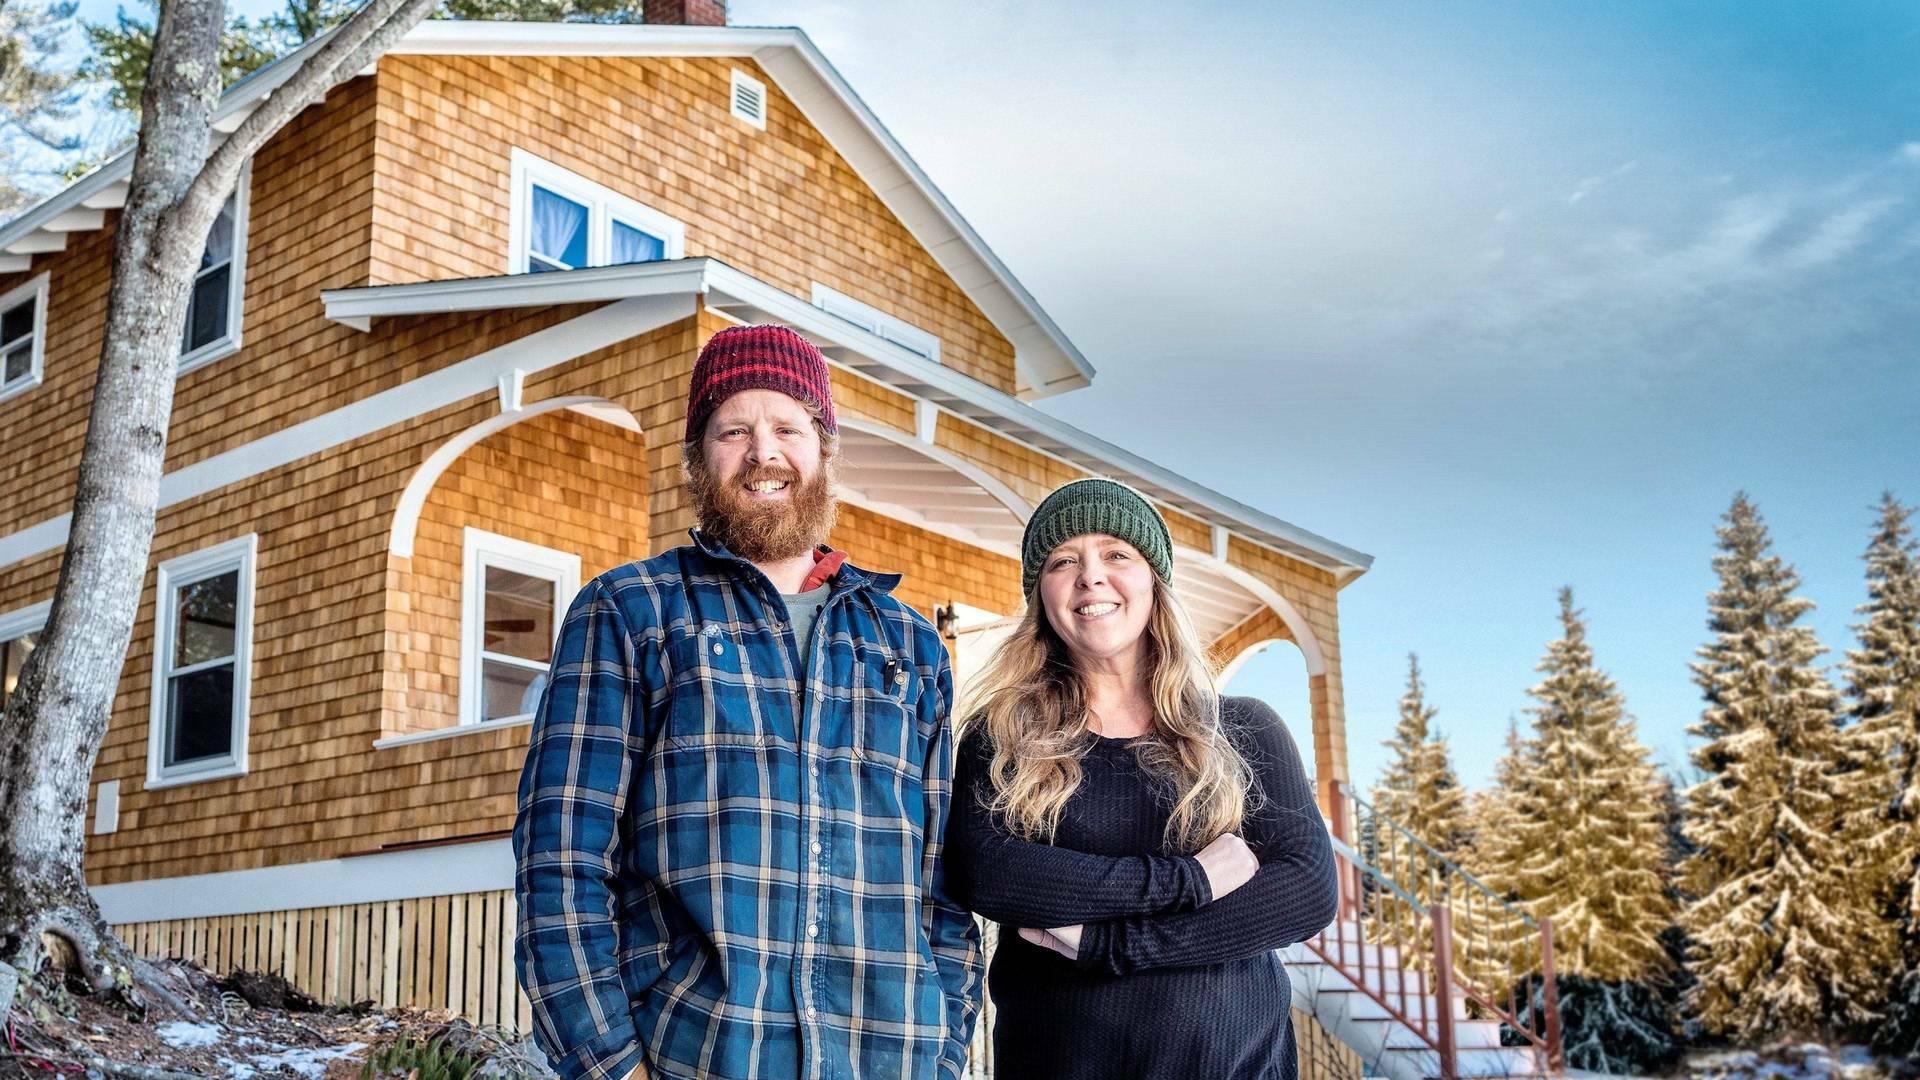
1373,653,1467,859
1679,493,1889,1040
1459,716,1533,991
1839,494,1920,1055
1480,587,1674,983
1369,654,1467,968
0,0,83,215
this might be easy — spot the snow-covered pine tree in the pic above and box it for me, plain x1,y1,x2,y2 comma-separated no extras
1374,653,1468,858
1369,654,1468,968
1498,587,1673,981
1467,588,1679,1072
1459,716,1534,990
1839,493,1920,1053
1680,493,1889,1041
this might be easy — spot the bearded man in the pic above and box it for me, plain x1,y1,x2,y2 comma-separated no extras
513,325,982,1080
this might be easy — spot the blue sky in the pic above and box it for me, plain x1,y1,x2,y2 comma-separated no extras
53,0,1920,791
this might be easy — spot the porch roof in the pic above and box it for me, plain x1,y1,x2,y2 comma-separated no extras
321,258,1374,584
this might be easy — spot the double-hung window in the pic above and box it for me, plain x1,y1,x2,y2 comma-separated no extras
180,164,251,374
509,149,685,275
810,283,942,363
0,273,48,405
147,534,257,787
460,528,579,728
0,601,49,723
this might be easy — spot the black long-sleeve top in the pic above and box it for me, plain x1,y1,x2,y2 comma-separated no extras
947,696,1338,1080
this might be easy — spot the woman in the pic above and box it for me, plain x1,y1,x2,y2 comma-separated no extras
948,477,1338,1079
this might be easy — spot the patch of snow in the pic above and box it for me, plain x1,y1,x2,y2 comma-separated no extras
155,1020,224,1048
238,1041,367,1080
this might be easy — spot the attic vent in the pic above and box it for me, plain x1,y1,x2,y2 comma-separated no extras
730,69,767,130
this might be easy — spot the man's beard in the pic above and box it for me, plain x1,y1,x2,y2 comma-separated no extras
684,451,839,564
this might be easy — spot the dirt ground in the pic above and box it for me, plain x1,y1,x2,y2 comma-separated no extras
1,958,514,1080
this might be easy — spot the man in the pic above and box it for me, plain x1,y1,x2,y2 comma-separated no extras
514,324,982,1080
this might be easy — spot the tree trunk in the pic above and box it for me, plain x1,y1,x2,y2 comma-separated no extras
0,0,438,1020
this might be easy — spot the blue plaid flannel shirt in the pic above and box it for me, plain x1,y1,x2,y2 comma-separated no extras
514,531,982,1080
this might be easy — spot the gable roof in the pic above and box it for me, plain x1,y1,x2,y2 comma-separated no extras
0,20,1095,400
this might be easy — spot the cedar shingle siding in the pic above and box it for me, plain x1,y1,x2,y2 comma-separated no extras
0,52,1350,889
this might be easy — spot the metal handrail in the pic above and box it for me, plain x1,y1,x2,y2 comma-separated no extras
1335,781,1537,931
1315,779,1565,1077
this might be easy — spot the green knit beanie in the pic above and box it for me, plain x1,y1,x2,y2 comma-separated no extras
1020,477,1174,596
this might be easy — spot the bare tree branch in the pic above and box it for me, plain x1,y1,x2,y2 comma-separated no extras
191,0,436,215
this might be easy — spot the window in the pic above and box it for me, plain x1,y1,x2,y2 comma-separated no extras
811,283,942,363
0,273,48,405
0,601,49,723
179,164,251,374
147,534,256,787
730,69,767,130
460,528,579,727
508,149,685,276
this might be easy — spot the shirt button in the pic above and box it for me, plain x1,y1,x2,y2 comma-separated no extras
807,922,819,938
711,643,723,655
810,841,822,855
809,764,820,777
807,1005,818,1020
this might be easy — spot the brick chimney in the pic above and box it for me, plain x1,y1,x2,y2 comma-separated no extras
645,0,726,24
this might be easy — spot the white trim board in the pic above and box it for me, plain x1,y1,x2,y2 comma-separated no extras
91,838,514,924
0,292,695,570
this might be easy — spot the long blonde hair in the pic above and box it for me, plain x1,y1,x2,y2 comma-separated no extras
957,575,1254,854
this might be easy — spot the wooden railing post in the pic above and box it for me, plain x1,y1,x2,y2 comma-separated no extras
1431,904,1458,1080
1324,776,1350,845
1540,918,1565,1075
1325,778,1353,919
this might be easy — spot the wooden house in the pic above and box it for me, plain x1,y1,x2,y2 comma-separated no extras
0,5,1373,1074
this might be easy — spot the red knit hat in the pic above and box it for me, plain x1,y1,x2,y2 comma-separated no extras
684,325,838,442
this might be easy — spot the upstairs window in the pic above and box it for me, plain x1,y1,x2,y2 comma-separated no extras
509,149,685,275
0,273,48,405
460,528,579,727
811,283,942,363
147,534,257,788
180,164,251,374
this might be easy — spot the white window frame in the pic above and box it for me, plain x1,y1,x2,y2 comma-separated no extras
506,149,686,276
0,598,51,719
146,533,257,789
459,527,579,730
0,273,49,406
179,160,252,376
729,68,768,130
810,283,941,364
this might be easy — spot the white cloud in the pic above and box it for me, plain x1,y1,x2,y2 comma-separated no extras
1567,160,1638,205
1360,163,1920,374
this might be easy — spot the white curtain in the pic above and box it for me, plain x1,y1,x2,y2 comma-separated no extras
531,186,588,268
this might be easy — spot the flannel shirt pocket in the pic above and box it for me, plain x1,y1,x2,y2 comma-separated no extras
849,642,920,783
662,626,770,746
